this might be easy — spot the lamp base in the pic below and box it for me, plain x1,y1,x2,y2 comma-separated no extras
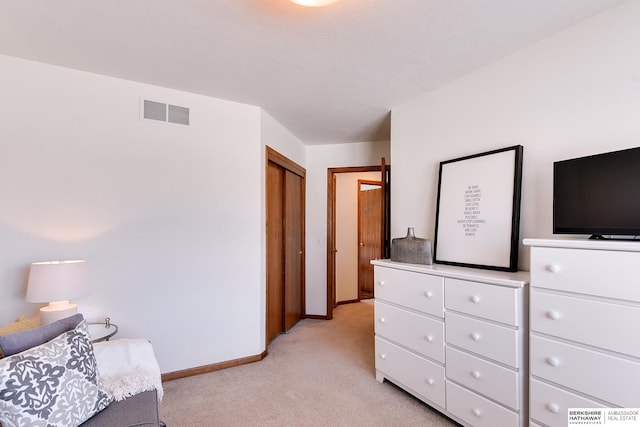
40,301,78,326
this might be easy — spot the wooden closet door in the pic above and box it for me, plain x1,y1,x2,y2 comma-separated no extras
266,161,285,344
266,147,306,346
284,171,303,331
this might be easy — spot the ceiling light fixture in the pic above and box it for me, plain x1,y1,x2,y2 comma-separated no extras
289,0,339,7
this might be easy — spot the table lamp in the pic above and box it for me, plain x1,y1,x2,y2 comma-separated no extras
26,260,90,325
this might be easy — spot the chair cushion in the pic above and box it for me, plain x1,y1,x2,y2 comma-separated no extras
0,316,35,358
80,390,160,427
0,313,84,357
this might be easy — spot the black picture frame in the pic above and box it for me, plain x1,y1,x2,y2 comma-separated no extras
433,145,523,272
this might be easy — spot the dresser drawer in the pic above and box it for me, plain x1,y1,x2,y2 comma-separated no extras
530,379,605,427
530,247,640,302
445,278,519,325
446,347,519,410
375,337,445,408
446,381,519,427
375,266,444,317
374,301,444,362
446,312,519,367
531,290,640,358
530,335,640,407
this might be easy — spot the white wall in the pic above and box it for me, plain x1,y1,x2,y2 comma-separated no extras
335,171,381,302
0,54,264,373
260,110,307,167
391,1,640,270
0,53,383,371
305,141,390,315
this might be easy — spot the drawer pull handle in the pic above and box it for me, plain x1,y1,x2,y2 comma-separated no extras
426,378,435,386
546,264,561,273
424,291,433,299
470,296,481,304
546,403,560,414
546,357,560,367
470,333,481,342
379,281,385,287
546,311,560,320
380,354,386,360
471,370,481,379
425,335,434,342
472,409,482,417
379,317,386,323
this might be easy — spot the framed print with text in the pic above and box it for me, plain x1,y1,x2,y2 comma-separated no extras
433,145,523,272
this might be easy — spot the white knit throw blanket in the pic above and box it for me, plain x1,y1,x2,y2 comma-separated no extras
93,338,164,402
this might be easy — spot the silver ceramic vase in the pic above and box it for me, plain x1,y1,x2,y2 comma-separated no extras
390,227,433,265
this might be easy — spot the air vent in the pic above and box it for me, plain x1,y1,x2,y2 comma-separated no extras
141,98,190,126
143,100,167,121
168,104,189,125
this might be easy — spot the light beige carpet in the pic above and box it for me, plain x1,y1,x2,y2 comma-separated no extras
159,302,459,426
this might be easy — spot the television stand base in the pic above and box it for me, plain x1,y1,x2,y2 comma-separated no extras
589,234,640,241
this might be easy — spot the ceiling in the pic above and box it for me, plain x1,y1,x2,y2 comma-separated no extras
0,0,628,144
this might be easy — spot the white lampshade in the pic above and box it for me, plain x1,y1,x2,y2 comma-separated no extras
26,260,90,325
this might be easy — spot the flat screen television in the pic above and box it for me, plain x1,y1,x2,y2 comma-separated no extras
553,146,640,239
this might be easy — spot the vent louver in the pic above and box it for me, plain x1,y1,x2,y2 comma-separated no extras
141,98,190,126
168,104,190,125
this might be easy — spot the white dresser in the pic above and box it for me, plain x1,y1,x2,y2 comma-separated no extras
524,239,640,427
372,259,529,427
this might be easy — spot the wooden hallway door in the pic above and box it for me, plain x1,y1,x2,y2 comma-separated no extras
358,180,382,300
326,159,390,320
